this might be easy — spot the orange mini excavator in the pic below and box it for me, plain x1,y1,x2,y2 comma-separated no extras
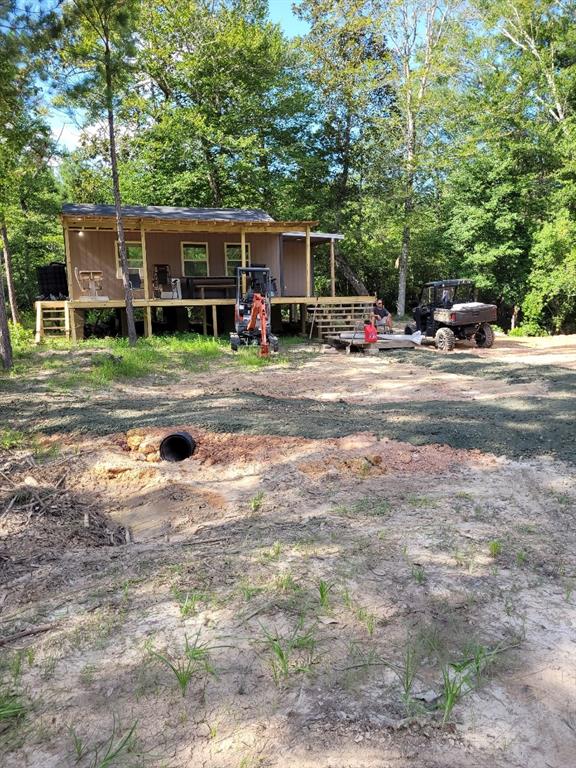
230,267,279,355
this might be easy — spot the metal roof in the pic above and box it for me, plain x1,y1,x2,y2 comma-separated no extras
282,231,344,242
423,279,475,287
62,204,275,223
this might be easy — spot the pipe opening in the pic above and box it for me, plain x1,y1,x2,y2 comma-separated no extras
159,432,196,462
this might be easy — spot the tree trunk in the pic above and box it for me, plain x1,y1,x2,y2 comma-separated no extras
0,256,12,370
332,112,369,296
1,222,19,324
105,38,137,346
397,110,416,317
334,251,369,295
201,140,223,207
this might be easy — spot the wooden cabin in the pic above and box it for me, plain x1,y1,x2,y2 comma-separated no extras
35,204,374,341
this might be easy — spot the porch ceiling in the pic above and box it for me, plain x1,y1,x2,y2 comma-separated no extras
61,213,319,235
282,231,344,244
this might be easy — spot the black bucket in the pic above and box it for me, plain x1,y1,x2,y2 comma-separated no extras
159,431,196,462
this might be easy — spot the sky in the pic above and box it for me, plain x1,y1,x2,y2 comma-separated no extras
268,1,309,37
48,1,310,152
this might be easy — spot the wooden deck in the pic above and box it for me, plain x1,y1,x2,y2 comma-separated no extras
34,296,375,342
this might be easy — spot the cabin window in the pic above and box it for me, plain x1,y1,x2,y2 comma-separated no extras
115,242,143,280
225,243,251,277
182,243,209,277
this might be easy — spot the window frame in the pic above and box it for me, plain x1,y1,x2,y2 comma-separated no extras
224,242,251,277
181,241,210,278
115,241,143,280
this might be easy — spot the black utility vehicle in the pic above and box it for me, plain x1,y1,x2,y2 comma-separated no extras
406,279,497,352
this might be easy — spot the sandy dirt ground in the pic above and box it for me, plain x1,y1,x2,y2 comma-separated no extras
1,335,576,768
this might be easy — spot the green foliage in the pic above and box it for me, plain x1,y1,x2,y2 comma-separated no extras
3,0,576,336
508,323,549,337
45,333,227,388
0,428,27,450
523,210,576,333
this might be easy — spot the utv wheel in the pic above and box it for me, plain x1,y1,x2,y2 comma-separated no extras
435,327,455,352
475,322,495,348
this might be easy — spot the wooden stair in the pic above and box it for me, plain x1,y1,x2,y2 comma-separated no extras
307,301,373,339
35,302,69,343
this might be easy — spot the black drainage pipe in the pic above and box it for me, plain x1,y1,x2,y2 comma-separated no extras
159,432,196,462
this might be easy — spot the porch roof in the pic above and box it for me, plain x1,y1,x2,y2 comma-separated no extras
282,231,344,244
61,204,318,234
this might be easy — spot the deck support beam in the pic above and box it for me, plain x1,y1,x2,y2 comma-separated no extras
140,224,150,300
34,302,43,344
144,305,152,337
70,307,85,342
330,238,336,297
305,226,311,297
211,305,218,338
240,229,247,295
63,225,73,300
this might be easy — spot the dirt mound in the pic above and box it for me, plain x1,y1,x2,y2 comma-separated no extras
122,426,313,466
301,434,497,478
0,456,126,580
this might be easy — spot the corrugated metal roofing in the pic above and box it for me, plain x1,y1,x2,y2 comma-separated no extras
282,231,344,241
62,204,275,223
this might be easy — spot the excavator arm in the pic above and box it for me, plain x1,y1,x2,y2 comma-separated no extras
246,292,269,355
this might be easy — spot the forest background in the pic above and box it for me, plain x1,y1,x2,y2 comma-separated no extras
1,0,575,335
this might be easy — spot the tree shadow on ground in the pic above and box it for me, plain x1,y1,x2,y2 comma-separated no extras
2,384,575,464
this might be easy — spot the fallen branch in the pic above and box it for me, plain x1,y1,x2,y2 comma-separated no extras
0,622,58,647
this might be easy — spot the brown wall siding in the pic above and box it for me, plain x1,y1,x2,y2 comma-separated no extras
145,232,280,283
282,241,306,296
67,229,141,300
68,229,282,297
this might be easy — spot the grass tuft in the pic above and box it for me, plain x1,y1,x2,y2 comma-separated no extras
147,631,216,696
488,539,502,558
318,579,333,610
0,687,26,724
261,621,317,684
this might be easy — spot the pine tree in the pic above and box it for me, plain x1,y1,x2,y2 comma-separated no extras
51,0,141,345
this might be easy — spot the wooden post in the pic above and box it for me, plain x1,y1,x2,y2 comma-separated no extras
300,303,307,334
34,302,43,344
202,307,207,336
305,226,311,297
241,229,247,268
330,238,336,297
278,234,285,296
240,229,247,295
69,304,76,342
144,305,152,337
64,300,70,340
63,225,73,299
71,308,85,341
211,304,218,338
140,224,150,299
